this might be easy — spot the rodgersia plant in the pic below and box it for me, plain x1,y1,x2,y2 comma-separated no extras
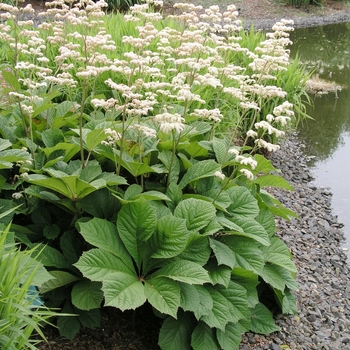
0,0,307,348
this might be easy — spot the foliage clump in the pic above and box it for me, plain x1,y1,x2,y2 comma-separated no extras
0,0,308,348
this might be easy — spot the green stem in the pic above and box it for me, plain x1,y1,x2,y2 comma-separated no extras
79,80,88,166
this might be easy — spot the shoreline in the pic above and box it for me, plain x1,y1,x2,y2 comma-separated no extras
241,11,350,31
238,134,350,350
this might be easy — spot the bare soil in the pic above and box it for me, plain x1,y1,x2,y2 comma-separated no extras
13,0,348,349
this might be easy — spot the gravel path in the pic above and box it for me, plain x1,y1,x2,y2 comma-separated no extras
238,134,350,350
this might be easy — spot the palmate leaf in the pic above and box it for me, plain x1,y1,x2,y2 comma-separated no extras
260,236,297,273
102,273,146,310
179,284,213,320
216,321,247,350
144,277,180,318
174,198,216,231
215,281,249,324
151,260,211,285
228,216,270,246
117,199,157,269
226,186,259,218
159,311,194,350
74,248,134,281
209,238,236,269
219,236,264,275
26,174,106,200
158,150,180,184
39,271,79,293
178,159,221,189
253,174,294,190
77,217,133,270
261,263,298,292
71,280,103,311
205,259,231,287
250,302,279,334
148,214,190,259
231,269,259,308
200,287,233,331
58,301,80,340
191,321,220,350
178,233,211,265
212,137,230,165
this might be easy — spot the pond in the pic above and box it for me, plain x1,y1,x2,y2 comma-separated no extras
290,22,350,260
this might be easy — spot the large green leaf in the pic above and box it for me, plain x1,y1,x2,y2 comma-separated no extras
158,150,180,184
226,187,259,218
209,238,236,269
228,216,270,246
261,263,298,292
179,284,200,313
71,280,103,310
102,273,146,310
148,214,190,259
174,198,216,231
205,259,231,287
178,159,221,189
57,301,80,340
0,139,11,152
191,321,220,350
40,271,80,293
253,174,293,190
151,260,211,285
78,308,101,328
216,321,246,350
117,199,157,268
215,281,249,324
27,174,106,200
77,217,133,270
1,70,20,91
200,286,233,331
159,312,194,350
74,248,134,281
179,233,211,265
42,128,65,147
144,277,180,318
250,302,279,334
79,188,116,219
231,269,259,308
212,137,230,165
255,207,276,236
261,236,297,273
219,236,264,275
85,129,107,151
32,244,70,268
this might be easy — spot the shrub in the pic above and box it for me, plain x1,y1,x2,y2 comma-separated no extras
0,0,308,348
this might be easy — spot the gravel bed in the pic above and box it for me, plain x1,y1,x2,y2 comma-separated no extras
238,133,350,350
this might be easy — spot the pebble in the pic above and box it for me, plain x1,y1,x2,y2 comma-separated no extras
239,133,350,350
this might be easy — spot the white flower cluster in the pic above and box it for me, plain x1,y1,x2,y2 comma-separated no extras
154,112,185,134
190,108,223,123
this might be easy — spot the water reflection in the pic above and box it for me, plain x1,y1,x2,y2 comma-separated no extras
289,22,350,256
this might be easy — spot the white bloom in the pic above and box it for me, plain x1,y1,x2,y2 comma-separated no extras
228,147,240,156
255,139,280,152
240,168,254,180
214,171,225,181
236,156,257,170
12,192,23,200
246,130,258,138
154,112,185,134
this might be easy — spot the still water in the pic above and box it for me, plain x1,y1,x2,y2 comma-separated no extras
289,23,350,259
